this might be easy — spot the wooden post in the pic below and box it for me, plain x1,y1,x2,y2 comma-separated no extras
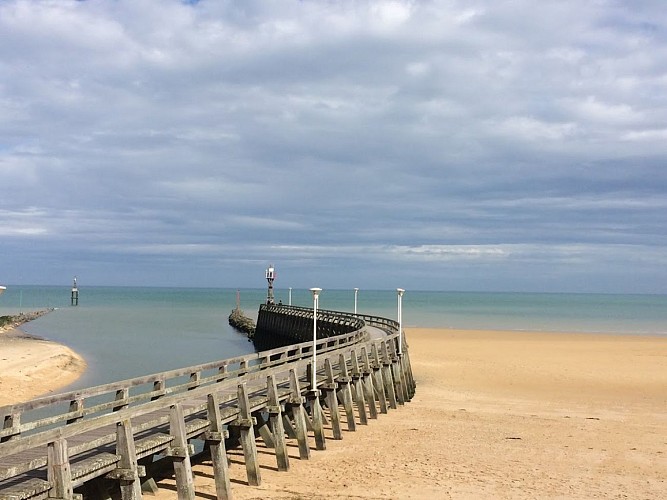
47,437,73,499
323,358,342,440
388,341,407,405
113,420,142,500
113,388,130,412
285,369,310,459
169,403,196,499
403,348,416,397
152,379,166,401
235,383,261,486
337,353,356,432
360,347,378,419
1,412,20,442
370,344,389,414
380,342,398,409
66,398,84,424
350,350,368,425
205,393,232,500
267,375,290,471
307,389,326,451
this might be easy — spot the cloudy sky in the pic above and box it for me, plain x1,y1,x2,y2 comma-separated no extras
1,0,666,293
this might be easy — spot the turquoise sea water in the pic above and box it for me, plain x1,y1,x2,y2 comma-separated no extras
1,286,666,392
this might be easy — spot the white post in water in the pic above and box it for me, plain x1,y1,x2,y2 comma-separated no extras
354,287,359,315
288,287,292,306
397,288,405,355
310,287,322,390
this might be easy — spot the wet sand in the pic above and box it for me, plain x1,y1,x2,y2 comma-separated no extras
0,327,87,406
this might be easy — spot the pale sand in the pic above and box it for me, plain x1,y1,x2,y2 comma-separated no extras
153,328,667,499
0,328,87,406
2,328,665,498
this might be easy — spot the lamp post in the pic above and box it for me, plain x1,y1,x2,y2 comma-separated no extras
354,288,359,315
288,287,292,306
397,288,405,355
310,288,322,390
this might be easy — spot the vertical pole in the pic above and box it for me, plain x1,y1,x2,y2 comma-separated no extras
397,288,405,355
354,288,359,315
309,288,322,391
288,287,292,306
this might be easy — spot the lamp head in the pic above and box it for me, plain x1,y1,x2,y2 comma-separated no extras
309,287,322,297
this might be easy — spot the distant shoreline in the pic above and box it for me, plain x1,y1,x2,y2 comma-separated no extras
0,310,87,406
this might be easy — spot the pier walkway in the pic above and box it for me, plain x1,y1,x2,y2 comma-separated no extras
0,307,415,499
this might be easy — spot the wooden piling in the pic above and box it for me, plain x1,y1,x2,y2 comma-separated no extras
337,353,356,432
235,383,261,486
350,349,369,425
370,344,389,414
267,375,290,471
205,393,232,500
285,369,310,459
380,342,398,409
169,403,196,499
323,359,342,440
114,420,142,500
360,347,379,419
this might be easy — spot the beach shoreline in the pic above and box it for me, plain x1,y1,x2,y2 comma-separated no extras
0,323,87,407
1,326,665,498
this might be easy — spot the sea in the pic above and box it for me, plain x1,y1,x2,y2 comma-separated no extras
1,286,666,393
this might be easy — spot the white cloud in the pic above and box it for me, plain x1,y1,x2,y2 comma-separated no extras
1,0,666,291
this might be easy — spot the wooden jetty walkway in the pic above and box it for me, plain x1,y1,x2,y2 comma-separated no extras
0,307,415,499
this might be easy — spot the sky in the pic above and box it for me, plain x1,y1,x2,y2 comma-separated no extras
1,0,666,293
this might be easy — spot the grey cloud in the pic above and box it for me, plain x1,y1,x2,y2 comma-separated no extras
1,0,666,292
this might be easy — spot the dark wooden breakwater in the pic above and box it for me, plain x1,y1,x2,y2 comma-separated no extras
0,308,415,499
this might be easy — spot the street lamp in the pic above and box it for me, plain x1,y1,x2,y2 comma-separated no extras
288,287,292,306
354,288,359,315
310,288,322,390
397,288,405,355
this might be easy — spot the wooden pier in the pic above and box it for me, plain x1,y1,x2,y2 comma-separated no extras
0,307,415,499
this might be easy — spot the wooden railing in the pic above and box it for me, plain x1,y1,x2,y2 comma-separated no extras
0,310,415,500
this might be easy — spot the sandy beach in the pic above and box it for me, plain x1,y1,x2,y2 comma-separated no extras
1,327,665,498
155,327,667,499
0,327,87,406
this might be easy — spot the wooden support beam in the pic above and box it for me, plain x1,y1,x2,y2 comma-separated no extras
235,383,261,486
371,344,389,414
205,393,232,500
285,369,310,459
361,347,378,419
169,403,196,499
323,358,342,440
380,342,398,410
337,353,356,432
388,341,407,405
114,419,142,500
350,349,368,425
47,437,73,499
254,412,276,449
404,349,417,397
281,414,298,440
267,375,290,471
306,390,326,451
